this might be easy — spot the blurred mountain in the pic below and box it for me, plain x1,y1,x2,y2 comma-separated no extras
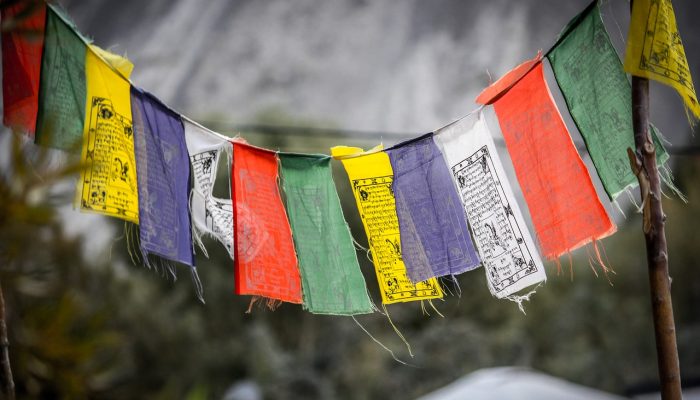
59,0,699,140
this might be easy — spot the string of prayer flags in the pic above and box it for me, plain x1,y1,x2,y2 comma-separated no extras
34,5,88,150
1,1,46,137
330,146,443,304
386,134,480,283
184,120,234,259
547,2,670,200
131,87,196,279
492,62,616,260
231,142,302,304
279,153,374,315
434,112,546,299
625,0,699,123
77,45,139,222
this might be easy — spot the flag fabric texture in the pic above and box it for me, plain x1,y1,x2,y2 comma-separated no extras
184,120,234,259
434,112,546,298
34,5,87,150
386,133,480,283
475,52,542,105
547,2,669,200
1,2,46,137
331,146,443,304
279,153,374,315
493,62,616,260
231,142,302,304
77,45,139,223
131,87,194,269
625,0,699,122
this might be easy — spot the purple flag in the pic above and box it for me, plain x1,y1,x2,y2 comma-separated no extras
387,132,480,283
131,87,195,271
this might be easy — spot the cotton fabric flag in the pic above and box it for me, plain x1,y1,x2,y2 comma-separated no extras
77,45,139,223
493,63,616,260
330,145,442,304
184,120,234,259
434,112,546,298
1,2,46,137
279,153,373,315
625,0,699,122
35,5,88,150
547,2,669,200
231,142,302,304
131,87,194,270
386,134,480,283
475,52,542,105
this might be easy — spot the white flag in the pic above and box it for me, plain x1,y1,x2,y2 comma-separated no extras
183,120,234,259
434,111,546,299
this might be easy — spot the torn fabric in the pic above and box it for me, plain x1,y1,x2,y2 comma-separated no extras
1,2,46,137
625,0,699,122
330,145,443,304
131,87,194,267
279,153,373,315
493,62,616,260
34,5,87,150
386,133,480,283
434,112,546,298
184,120,234,258
77,45,138,223
231,142,301,304
547,3,669,200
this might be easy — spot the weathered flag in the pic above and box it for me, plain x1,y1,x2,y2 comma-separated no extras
279,153,374,315
435,112,546,298
77,45,138,223
1,2,46,137
331,145,443,304
547,2,669,200
231,142,302,304
386,134,480,283
493,62,616,260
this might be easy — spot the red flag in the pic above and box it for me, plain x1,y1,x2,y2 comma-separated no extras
493,63,615,260
2,2,46,136
231,142,302,304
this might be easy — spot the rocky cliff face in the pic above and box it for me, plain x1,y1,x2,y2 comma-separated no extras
61,0,698,140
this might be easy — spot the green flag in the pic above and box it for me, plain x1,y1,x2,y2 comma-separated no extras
547,2,669,200
279,153,373,316
35,6,88,151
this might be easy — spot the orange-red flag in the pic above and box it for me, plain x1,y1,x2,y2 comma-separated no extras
1,2,46,136
231,142,302,304
493,63,616,260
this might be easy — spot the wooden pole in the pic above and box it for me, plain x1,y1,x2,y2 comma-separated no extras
629,70,683,399
0,282,15,400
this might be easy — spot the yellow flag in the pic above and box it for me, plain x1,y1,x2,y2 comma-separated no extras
331,145,442,304
624,0,699,121
77,45,139,223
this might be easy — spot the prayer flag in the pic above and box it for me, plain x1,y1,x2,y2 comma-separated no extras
131,87,194,268
184,120,234,259
547,3,669,200
386,134,480,283
35,5,87,150
279,153,373,315
231,142,302,304
1,2,46,136
330,146,442,304
77,45,138,223
625,0,699,122
435,112,546,298
493,63,616,260
475,52,542,105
